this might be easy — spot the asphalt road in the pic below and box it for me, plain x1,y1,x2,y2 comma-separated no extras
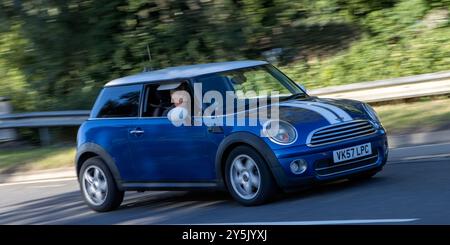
1,144,450,225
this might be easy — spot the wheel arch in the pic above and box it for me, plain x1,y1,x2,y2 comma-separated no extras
215,132,282,189
75,143,123,190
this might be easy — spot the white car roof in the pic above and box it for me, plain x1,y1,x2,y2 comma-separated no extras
105,60,268,87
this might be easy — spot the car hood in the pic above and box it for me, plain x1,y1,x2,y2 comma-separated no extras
278,97,369,126
264,97,371,145
226,96,371,146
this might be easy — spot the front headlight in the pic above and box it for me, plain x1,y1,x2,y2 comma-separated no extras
362,103,380,123
263,120,298,145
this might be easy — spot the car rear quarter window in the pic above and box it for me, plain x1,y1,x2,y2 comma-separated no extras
91,85,142,118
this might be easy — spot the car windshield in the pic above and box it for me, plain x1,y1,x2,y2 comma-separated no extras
194,64,308,115
220,65,306,100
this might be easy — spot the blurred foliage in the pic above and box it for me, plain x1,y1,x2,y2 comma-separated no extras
280,0,450,88
0,0,450,111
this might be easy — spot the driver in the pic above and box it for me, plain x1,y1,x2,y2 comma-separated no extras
162,83,190,117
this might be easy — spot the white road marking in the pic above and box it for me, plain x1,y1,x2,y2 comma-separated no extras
401,154,450,161
388,142,450,162
391,142,450,150
0,177,76,187
28,184,67,188
196,218,419,225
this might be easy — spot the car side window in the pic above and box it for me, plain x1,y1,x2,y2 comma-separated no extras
142,81,191,118
91,85,141,118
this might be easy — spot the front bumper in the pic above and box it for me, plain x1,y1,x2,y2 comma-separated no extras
269,131,388,191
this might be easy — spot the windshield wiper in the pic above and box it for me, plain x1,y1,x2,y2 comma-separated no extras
281,93,308,101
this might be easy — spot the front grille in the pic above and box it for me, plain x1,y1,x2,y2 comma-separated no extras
314,150,379,177
308,120,376,147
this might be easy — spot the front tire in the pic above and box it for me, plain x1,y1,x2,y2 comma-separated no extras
224,146,278,206
79,157,124,212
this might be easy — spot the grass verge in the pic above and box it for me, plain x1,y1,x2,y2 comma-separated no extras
0,145,75,174
374,97,450,134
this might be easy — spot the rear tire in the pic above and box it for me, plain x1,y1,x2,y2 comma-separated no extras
79,157,124,212
224,146,278,206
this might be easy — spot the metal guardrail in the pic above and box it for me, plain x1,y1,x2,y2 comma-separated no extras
0,110,90,144
0,110,90,129
309,70,450,102
1,70,450,131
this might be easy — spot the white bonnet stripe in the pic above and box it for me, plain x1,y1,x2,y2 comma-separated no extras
294,101,353,122
280,102,341,124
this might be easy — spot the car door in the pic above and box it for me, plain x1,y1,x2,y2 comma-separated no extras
87,84,143,182
127,81,222,183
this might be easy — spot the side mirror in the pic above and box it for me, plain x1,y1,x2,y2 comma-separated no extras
298,84,308,93
168,107,189,126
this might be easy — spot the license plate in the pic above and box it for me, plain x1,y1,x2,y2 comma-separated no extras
333,143,372,163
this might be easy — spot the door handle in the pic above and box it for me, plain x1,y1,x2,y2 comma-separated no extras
207,126,223,134
129,128,145,136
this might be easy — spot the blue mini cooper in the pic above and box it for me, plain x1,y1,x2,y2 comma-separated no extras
76,60,388,211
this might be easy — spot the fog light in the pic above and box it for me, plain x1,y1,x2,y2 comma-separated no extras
290,159,307,175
